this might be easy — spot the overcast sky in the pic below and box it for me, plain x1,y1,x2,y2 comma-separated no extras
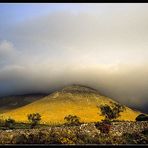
0,3,148,113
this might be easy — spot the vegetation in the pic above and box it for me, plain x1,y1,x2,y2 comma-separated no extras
11,134,28,144
0,122,147,144
27,113,41,128
0,85,147,144
0,119,4,128
0,114,147,144
122,132,148,144
95,103,125,134
95,121,111,134
64,115,81,126
142,129,148,136
136,114,148,121
98,102,125,121
4,118,15,129
0,85,140,124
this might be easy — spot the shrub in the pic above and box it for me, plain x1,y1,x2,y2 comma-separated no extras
4,118,15,129
58,137,75,144
64,115,81,126
76,132,100,144
135,114,148,121
11,134,28,144
27,113,41,128
142,129,148,136
122,132,148,144
95,121,111,134
98,102,125,121
49,128,64,144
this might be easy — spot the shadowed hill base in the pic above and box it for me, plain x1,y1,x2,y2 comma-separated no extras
0,94,46,113
0,85,141,124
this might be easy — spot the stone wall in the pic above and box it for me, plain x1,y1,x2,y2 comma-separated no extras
0,121,147,144
110,121,148,136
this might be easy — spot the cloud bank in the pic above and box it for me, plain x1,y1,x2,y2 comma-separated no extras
0,3,148,113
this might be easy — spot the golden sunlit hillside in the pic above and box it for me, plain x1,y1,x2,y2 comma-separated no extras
0,85,141,124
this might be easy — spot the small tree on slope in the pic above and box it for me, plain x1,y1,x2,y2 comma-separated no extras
27,113,41,128
64,115,81,126
98,102,126,121
95,103,125,134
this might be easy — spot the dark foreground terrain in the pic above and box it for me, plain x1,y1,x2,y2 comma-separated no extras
0,121,147,144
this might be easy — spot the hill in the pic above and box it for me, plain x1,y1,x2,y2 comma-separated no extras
0,85,141,124
0,94,46,113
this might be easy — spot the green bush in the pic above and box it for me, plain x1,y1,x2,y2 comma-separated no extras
98,102,125,121
64,115,81,126
135,114,148,121
27,113,41,128
4,118,15,129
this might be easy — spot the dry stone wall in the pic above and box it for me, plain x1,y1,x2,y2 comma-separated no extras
110,121,148,136
0,121,147,144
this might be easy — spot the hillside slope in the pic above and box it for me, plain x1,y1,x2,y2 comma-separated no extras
0,85,141,124
0,94,46,113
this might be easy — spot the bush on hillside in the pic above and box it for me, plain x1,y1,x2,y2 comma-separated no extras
95,121,111,134
64,115,81,126
98,102,125,121
4,118,15,129
136,114,148,121
27,113,41,128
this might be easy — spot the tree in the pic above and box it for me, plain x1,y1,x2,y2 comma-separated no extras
98,102,125,121
4,118,15,129
27,113,41,128
136,114,148,121
64,115,81,126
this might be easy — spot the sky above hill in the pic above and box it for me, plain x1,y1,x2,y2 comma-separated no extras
0,3,148,113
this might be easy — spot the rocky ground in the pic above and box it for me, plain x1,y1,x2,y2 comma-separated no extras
0,121,147,144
